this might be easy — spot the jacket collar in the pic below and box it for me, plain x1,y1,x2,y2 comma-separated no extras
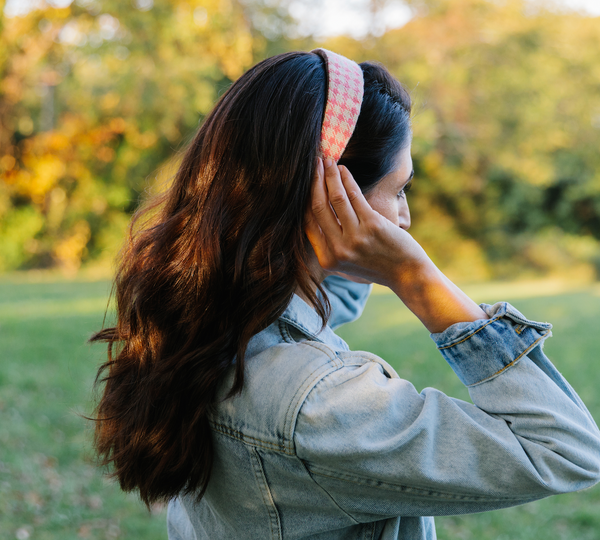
279,294,350,352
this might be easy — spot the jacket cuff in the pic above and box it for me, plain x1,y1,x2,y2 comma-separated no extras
430,302,552,387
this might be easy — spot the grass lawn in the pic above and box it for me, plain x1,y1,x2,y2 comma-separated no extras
1,274,599,539
0,276,167,540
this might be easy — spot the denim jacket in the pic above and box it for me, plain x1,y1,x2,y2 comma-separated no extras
167,277,600,540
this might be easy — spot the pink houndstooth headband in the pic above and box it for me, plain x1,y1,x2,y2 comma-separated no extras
312,49,364,163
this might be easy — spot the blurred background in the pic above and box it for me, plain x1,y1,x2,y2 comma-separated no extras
1,0,600,281
2,1,600,539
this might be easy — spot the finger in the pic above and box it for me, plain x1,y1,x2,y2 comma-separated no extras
322,159,360,229
310,158,344,241
338,165,376,222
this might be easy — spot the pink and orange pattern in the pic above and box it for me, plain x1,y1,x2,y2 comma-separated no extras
312,49,364,163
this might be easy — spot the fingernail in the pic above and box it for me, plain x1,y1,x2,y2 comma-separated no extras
324,158,333,168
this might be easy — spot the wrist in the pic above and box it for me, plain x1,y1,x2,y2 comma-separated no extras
389,262,488,333
388,257,439,297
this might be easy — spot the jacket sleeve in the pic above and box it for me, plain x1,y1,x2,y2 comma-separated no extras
294,302,600,521
321,275,372,330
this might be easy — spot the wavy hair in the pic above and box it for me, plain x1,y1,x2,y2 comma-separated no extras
90,51,412,507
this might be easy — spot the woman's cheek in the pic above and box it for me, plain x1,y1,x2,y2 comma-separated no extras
365,193,393,223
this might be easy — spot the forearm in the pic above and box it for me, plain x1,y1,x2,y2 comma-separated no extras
389,259,488,334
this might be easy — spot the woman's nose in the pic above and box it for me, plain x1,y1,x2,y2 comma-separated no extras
398,204,411,231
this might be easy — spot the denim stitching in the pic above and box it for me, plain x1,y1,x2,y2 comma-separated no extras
212,342,343,455
438,312,549,350
278,320,294,343
210,422,292,454
249,447,283,540
503,306,551,329
282,341,342,453
437,316,500,350
299,459,360,525
467,330,551,387
337,351,398,379
308,465,538,503
279,315,323,343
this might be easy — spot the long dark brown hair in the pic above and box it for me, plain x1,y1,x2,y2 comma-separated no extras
90,51,412,507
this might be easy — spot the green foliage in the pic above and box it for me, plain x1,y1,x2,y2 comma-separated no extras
1,0,599,278
0,205,44,271
0,0,264,273
350,0,600,278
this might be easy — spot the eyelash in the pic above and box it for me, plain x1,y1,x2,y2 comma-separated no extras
398,180,413,199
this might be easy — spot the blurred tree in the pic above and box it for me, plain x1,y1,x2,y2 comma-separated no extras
327,0,600,278
1,0,599,279
0,0,265,273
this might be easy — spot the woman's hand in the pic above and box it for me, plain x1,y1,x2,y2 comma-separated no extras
305,158,488,333
305,158,430,287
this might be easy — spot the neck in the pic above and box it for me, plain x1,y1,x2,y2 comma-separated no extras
294,248,327,307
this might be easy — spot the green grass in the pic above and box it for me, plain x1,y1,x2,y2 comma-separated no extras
1,275,599,539
0,277,167,540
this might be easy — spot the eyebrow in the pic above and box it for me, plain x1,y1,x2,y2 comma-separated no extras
405,169,414,183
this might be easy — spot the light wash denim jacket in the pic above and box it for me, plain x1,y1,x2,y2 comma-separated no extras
167,277,600,539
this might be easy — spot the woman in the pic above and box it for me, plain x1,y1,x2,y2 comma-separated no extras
91,50,600,539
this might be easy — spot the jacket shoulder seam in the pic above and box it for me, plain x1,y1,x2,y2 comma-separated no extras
282,341,343,454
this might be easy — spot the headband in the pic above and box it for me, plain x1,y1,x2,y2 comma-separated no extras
312,48,364,163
